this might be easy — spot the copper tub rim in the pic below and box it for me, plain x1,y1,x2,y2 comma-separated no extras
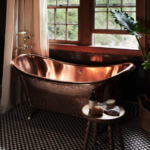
11,54,136,85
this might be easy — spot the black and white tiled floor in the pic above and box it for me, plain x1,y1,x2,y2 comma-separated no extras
0,102,150,150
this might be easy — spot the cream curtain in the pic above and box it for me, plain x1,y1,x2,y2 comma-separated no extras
0,0,49,114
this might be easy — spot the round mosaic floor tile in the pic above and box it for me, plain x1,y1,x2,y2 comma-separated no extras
0,102,150,150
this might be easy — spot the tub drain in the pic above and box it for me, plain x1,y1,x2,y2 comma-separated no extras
78,70,82,75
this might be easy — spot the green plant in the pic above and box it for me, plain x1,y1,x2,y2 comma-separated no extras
142,52,150,70
110,10,149,69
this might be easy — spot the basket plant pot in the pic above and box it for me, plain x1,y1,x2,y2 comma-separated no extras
137,95,150,132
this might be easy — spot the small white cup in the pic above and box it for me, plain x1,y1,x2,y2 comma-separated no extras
106,99,116,109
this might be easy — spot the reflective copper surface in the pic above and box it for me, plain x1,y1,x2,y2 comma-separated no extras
11,54,135,118
50,50,136,64
11,54,135,85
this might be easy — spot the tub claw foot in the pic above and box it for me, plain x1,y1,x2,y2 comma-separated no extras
28,99,33,120
28,105,33,120
28,116,31,120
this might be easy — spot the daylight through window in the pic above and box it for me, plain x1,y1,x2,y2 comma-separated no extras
93,0,138,49
47,0,79,41
47,0,145,51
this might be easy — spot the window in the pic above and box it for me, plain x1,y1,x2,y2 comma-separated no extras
48,0,145,56
47,0,79,43
93,0,138,49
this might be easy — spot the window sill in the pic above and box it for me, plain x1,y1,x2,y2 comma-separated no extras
49,43,143,56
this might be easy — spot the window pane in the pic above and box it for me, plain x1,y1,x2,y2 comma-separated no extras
125,12,136,20
108,13,121,29
47,0,56,6
109,0,121,6
96,0,107,5
108,7,121,11
58,0,67,6
122,7,136,11
47,9,54,23
69,0,79,5
95,8,107,11
56,9,66,24
67,25,78,41
108,7,121,30
94,34,138,49
95,12,107,29
68,9,78,24
123,0,136,5
48,25,54,39
56,25,66,40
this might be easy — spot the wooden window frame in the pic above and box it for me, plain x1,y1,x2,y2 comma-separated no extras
49,0,146,56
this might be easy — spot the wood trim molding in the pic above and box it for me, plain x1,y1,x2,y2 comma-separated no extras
49,43,143,56
137,0,146,51
92,30,129,34
79,0,92,45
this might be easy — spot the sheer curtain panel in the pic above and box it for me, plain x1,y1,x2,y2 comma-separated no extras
0,0,49,114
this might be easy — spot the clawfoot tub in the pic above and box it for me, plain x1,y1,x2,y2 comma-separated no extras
11,54,135,118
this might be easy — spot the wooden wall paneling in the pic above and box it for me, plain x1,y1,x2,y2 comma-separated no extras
146,0,150,51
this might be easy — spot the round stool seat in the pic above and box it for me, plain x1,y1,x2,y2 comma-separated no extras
82,104,125,123
82,104,125,150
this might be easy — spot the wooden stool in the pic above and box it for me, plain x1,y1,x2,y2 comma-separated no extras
82,104,125,150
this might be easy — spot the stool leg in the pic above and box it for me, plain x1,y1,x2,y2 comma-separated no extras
108,124,114,150
93,122,98,146
83,120,91,150
116,122,124,150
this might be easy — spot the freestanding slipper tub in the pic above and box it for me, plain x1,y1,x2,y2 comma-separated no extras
11,54,135,118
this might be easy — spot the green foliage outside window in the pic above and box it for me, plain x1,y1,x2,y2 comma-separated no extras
47,0,56,5
95,34,138,48
47,7,78,40
96,0,135,5
47,0,79,6
94,0,137,48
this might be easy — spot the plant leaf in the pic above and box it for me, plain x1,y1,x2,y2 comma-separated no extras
142,52,150,70
110,10,148,38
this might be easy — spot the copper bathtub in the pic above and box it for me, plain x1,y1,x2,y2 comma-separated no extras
11,54,135,118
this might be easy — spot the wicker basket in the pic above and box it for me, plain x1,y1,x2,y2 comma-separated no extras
137,95,150,132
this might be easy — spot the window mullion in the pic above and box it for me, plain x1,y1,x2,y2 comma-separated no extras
54,8,56,40
121,0,122,11
66,8,67,40
121,0,123,30
107,0,108,29
68,0,69,6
